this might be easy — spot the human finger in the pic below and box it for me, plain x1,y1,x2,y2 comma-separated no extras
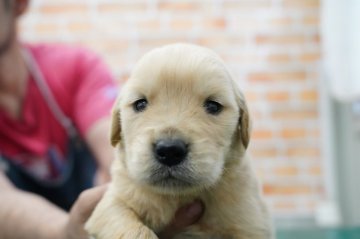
158,200,204,239
71,184,108,223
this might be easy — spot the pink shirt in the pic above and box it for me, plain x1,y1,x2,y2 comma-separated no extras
0,44,117,179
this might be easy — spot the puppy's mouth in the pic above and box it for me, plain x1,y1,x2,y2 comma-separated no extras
148,167,195,189
146,138,196,189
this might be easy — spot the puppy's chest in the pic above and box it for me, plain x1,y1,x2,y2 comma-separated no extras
175,211,237,239
138,199,235,238
138,201,177,231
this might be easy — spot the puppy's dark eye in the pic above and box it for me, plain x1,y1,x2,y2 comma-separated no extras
133,99,148,112
204,100,223,115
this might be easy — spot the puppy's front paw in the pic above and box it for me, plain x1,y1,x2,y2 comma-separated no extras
86,224,158,239
85,203,159,239
123,227,159,239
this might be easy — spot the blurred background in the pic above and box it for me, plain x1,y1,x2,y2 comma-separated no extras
17,0,360,238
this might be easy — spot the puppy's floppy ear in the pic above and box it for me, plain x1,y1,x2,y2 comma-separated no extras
235,89,251,149
110,105,121,147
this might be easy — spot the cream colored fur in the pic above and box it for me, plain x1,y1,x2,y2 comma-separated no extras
85,43,273,239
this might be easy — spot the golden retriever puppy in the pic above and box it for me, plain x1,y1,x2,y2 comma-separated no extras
85,43,273,239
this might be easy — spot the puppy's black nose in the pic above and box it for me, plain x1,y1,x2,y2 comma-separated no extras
154,139,188,167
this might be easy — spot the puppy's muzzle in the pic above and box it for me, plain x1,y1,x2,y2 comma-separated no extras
153,139,188,167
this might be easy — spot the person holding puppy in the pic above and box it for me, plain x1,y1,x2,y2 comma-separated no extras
0,0,203,238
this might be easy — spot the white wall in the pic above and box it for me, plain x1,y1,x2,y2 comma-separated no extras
322,0,360,101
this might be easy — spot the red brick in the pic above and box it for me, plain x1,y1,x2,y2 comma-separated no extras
255,34,306,45
67,22,93,33
300,90,319,101
274,166,299,176
139,37,188,47
308,166,322,176
303,15,320,26
267,53,292,63
202,17,227,30
34,23,59,34
137,19,161,31
269,17,294,27
39,4,88,15
263,184,312,195
271,108,318,120
308,128,320,138
281,128,307,139
170,18,194,30
282,0,320,9
244,91,259,101
97,3,146,12
98,40,130,53
266,91,290,102
248,71,307,82
252,129,273,140
158,2,199,11
286,146,320,158
250,147,278,158
299,52,321,62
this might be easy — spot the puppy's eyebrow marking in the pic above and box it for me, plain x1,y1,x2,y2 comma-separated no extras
205,94,226,106
126,90,147,102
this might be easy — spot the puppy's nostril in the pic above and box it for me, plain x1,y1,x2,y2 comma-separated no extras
154,139,188,167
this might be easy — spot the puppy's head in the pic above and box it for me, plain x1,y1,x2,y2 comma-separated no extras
111,43,250,194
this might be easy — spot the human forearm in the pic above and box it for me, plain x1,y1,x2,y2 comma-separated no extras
0,172,108,239
0,187,67,239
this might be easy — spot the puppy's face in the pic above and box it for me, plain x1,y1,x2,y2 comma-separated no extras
111,44,250,194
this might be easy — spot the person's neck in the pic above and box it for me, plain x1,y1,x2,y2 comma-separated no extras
0,41,28,96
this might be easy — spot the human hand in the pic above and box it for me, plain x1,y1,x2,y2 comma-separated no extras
60,184,203,239
62,185,108,239
158,200,205,239
94,169,111,185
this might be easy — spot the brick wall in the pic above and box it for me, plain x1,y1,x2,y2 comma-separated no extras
19,0,323,219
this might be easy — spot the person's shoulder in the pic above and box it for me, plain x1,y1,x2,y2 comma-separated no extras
25,43,101,64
